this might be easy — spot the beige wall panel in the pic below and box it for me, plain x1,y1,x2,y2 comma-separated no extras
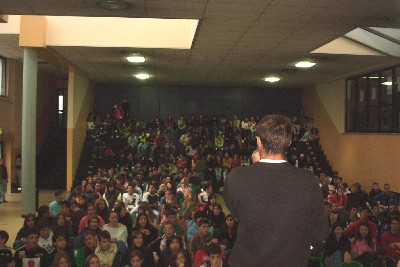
66,69,94,190
19,15,46,48
303,83,400,192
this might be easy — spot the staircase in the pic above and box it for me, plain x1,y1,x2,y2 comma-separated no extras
73,134,96,188
290,141,333,176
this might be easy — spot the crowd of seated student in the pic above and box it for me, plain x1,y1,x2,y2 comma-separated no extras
4,110,398,266
320,173,400,267
5,111,278,266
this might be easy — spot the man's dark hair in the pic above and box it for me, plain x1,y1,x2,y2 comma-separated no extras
0,230,9,243
52,231,67,243
165,209,177,217
97,230,111,241
36,220,51,231
83,228,97,238
256,114,292,155
24,227,40,238
197,218,209,227
54,190,64,196
207,243,221,256
203,181,212,191
60,200,70,208
389,216,400,225
130,249,144,260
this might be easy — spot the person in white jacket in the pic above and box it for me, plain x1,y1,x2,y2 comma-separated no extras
122,183,140,213
102,210,128,256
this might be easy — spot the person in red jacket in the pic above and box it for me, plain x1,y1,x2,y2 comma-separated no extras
380,217,400,267
344,207,378,239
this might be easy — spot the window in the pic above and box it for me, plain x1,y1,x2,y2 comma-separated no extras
346,65,400,133
0,57,5,96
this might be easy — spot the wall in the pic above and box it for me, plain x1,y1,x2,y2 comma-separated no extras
67,68,94,190
95,85,302,121
302,82,400,192
0,59,22,188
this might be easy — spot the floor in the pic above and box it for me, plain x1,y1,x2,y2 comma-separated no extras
0,190,54,246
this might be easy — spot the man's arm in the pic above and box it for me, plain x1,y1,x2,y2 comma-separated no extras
309,178,330,242
223,168,241,218
134,194,140,207
344,221,358,237
142,192,149,202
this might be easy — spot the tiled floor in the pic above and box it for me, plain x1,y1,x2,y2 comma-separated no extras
0,190,54,246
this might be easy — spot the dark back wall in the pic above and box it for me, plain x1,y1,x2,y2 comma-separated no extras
95,85,302,121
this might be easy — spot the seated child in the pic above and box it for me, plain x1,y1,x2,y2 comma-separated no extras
13,228,50,267
0,230,13,266
95,230,126,266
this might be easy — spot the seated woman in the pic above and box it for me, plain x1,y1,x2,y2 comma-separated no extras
158,235,189,267
113,205,133,247
350,222,378,267
332,186,347,210
324,222,352,267
94,198,110,224
128,249,144,267
209,203,225,230
102,210,128,255
176,178,191,202
137,203,158,228
52,213,74,248
203,194,218,220
132,212,158,247
129,230,156,267
181,189,198,220
84,254,100,267
219,214,237,251
346,207,359,227
13,213,36,249
168,248,192,267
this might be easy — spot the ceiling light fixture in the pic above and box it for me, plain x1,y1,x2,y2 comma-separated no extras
382,81,392,86
264,77,281,83
134,73,150,80
295,61,316,68
127,55,146,63
98,0,131,10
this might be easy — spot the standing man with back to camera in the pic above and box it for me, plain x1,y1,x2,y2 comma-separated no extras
223,114,329,266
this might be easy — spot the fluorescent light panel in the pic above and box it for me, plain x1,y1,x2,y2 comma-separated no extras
295,61,316,68
134,73,150,79
127,55,145,63
264,77,280,83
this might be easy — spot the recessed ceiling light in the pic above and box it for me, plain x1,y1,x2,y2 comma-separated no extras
264,77,281,83
134,73,150,80
295,61,316,68
127,55,146,63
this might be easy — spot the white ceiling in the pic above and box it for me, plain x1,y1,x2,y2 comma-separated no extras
1,0,400,88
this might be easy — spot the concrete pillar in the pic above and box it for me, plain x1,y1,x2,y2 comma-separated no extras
21,48,37,215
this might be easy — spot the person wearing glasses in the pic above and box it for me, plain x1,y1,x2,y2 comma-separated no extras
149,222,185,265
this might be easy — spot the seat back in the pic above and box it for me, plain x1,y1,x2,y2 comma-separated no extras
340,261,363,267
73,248,85,267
